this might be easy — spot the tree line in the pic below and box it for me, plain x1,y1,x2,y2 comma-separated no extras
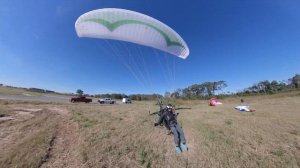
76,74,300,100
168,80,227,99
168,74,300,99
237,74,300,96
94,93,162,101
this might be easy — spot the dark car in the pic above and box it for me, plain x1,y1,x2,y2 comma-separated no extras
70,96,92,103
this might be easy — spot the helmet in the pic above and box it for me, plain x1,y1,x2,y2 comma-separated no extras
166,104,173,109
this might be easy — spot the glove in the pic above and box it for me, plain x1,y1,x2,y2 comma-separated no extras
154,123,159,126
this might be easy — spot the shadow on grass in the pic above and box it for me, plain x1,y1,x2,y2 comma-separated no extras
175,107,192,110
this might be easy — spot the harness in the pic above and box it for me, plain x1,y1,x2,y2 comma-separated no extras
165,111,177,126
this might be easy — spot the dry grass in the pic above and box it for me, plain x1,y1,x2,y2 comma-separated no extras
0,87,42,96
0,86,68,97
0,92,300,168
0,100,64,168
0,112,59,167
67,93,300,168
180,97,300,167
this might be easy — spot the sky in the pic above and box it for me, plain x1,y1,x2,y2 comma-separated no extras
0,0,299,95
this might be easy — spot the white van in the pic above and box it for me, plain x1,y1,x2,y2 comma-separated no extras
122,98,131,104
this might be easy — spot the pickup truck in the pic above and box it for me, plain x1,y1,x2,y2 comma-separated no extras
98,98,115,104
70,96,92,103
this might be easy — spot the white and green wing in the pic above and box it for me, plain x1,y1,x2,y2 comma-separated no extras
75,8,189,59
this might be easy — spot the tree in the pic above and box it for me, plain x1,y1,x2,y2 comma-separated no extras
244,78,294,94
207,83,214,96
292,74,300,88
137,95,142,101
213,81,227,93
164,92,171,98
182,88,191,98
170,80,227,99
171,89,182,98
76,89,84,96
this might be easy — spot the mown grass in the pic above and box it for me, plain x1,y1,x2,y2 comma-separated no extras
0,87,43,96
0,127,56,168
0,86,71,97
0,93,300,167
67,94,300,167
0,104,11,116
0,102,60,168
67,103,173,167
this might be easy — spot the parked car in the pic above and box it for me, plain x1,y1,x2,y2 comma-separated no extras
98,98,115,104
122,98,131,104
70,96,92,103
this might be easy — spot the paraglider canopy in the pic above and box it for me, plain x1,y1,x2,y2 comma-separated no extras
75,8,189,59
235,106,256,112
209,98,222,106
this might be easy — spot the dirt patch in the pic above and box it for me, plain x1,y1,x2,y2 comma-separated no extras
13,107,43,112
24,108,43,112
0,108,59,168
15,111,35,118
0,116,14,121
0,114,8,117
40,118,81,168
0,104,82,168
48,107,69,115
0,114,14,123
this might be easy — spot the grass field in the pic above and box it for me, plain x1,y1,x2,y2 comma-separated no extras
0,92,299,168
0,87,44,96
0,86,71,97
